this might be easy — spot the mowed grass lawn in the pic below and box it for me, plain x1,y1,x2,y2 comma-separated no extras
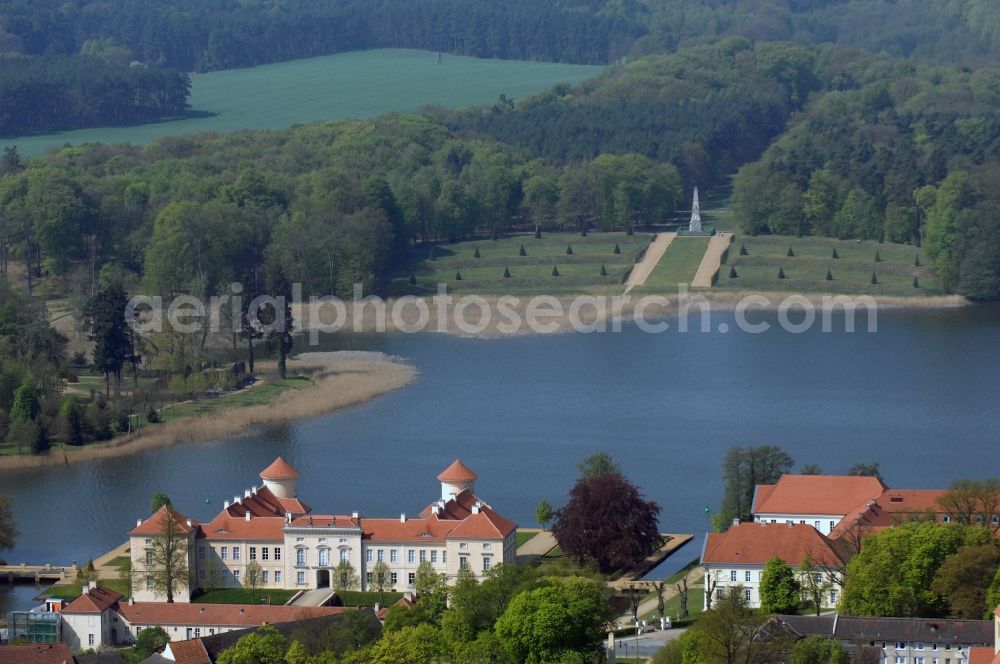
3,49,602,157
718,235,942,296
640,237,712,291
161,376,312,423
193,588,298,605
393,232,652,295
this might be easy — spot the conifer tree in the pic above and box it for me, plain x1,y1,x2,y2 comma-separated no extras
552,265,560,277
729,266,738,278
503,266,511,278
826,269,833,281
600,264,608,276
778,267,786,279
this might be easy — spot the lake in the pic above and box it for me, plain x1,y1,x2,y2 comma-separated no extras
0,49,601,157
2,305,999,612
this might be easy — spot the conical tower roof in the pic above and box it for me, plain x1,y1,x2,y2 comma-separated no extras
437,459,478,483
259,457,300,480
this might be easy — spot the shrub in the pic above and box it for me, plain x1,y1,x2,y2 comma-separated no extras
600,264,608,276
832,247,839,259
871,271,879,285
740,244,748,256
915,255,921,267
71,351,88,367
826,269,833,281
474,246,481,258
787,245,794,257
566,244,573,255
519,244,527,256
428,247,436,261
913,276,920,288
581,227,588,237
552,266,560,277
408,273,416,285
875,251,882,262
729,266,738,278
146,405,161,424
626,225,634,236
455,271,462,281
613,243,621,254
778,267,786,279
503,267,511,278
535,228,542,239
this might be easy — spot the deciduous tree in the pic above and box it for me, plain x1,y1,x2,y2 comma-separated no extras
930,543,1000,619
142,508,191,603
760,556,800,614
714,445,793,531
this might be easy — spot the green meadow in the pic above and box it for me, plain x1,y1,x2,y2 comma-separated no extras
393,233,652,295
718,236,942,295
2,49,602,157
640,237,712,291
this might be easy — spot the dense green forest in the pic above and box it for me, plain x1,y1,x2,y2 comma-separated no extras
0,54,190,137
731,55,1000,297
2,0,999,71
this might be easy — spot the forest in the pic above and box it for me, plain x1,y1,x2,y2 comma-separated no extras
0,53,190,137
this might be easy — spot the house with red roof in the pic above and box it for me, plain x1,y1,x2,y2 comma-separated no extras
701,522,845,610
60,582,124,651
128,458,516,605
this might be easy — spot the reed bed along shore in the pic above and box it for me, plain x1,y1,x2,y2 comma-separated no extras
0,352,416,471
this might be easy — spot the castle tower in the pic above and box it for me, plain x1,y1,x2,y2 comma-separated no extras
259,457,300,499
689,187,702,233
437,459,478,501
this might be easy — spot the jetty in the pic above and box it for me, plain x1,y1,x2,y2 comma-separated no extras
0,563,78,585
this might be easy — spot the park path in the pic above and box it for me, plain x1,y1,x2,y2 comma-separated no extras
516,530,557,557
690,234,732,288
624,232,677,294
291,588,335,607
614,566,703,629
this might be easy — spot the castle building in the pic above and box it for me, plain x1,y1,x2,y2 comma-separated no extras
129,458,517,603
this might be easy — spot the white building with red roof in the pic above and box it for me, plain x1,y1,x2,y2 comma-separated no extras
128,458,517,604
701,522,845,610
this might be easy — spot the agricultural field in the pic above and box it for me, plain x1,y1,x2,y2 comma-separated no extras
2,49,602,157
717,235,942,296
393,232,652,296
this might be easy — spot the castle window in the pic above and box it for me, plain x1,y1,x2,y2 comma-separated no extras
340,549,349,562
431,551,438,563
249,547,256,560
232,547,240,561
408,550,415,563
221,547,228,560
390,550,398,563
262,571,268,583
261,547,269,560
274,548,281,560
275,571,281,584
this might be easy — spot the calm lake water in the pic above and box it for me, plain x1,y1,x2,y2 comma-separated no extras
3,305,1000,612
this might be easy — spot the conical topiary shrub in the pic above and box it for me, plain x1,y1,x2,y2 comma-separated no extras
740,244,748,256
455,271,463,281
519,244,527,256
581,227,588,237
503,266,511,278
826,269,833,281
600,264,608,276
874,250,882,262
614,243,621,254
778,267,786,279
915,255,921,267
535,228,542,239
474,246,481,258
626,225,634,236
552,265,560,277
408,273,417,286
729,266,738,279
832,247,839,259
566,244,573,255
913,276,920,288
429,247,436,261
871,271,878,285
787,246,795,257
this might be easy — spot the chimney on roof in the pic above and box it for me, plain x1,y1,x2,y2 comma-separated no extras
788,521,794,527
352,511,359,520
234,495,242,505
224,500,230,509
472,503,480,515
431,505,439,515
285,512,292,523
252,486,257,495
186,519,192,527
240,607,244,613
245,489,252,498
88,581,97,592
136,519,142,527
245,511,251,522
400,513,406,523
200,607,205,613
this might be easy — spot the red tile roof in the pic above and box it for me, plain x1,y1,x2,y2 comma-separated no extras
130,506,198,537
289,515,359,528
446,509,517,539
166,639,212,664
703,523,844,567
361,517,457,542
199,486,309,541
62,585,123,614
0,644,74,664
259,457,299,480
828,500,897,542
437,459,478,483
752,475,887,517
117,603,348,628
276,497,311,516
878,489,948,514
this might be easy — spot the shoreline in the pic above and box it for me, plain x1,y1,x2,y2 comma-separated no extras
0,352,417,472
293,290,971,339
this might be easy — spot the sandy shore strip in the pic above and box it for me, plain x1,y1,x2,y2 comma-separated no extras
0,352,416,472
293,290,969,339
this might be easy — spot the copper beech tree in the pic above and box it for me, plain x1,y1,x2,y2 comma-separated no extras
551,458,661,572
